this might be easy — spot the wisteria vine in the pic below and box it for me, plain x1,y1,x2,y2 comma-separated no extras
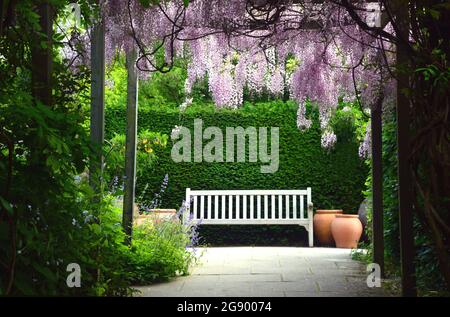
64,0,397,151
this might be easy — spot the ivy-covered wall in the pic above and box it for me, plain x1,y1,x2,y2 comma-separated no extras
105,101,368,216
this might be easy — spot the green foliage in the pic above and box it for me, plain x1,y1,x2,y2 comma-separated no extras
190,74,212,103
285,54,300,75
0,1,194,296
105,59,128,111
78,195,134,296
330,100,368,144
104,130,168,193
360,111,448,294
105,53,188,111
140,64,187,106
0,88,133,295
128,217,197,284
415,64,450,86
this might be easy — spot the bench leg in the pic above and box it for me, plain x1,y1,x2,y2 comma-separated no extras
308,223,314,247
307,200,314,247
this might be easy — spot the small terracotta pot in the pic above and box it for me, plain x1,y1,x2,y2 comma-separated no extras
313,210,343,246
331,215,363,249
134,209,178,226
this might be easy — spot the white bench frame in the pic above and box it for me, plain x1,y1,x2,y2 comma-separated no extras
184,188,314,247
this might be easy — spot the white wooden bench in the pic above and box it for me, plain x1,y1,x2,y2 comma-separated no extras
184,188,314,247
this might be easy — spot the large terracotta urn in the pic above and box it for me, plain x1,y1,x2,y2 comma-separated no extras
331,215,363,249
313,210,343,246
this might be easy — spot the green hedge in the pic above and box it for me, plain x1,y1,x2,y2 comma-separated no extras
105,101,368,216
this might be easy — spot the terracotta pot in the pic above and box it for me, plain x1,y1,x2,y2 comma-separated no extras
313,210,343,246
331,215,363,249
151,209,178,223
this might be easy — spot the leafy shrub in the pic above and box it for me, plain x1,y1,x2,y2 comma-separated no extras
0,50,134,295
80,194,134,296
104,130,168,194
105,53,188,110
330,100,368,144
0,37,188,298
127,215,197,284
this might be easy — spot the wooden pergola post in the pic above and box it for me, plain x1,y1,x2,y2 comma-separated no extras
371,100,384,277
90,17,106,191
122,48,138,244
395,2,417,297
370,11,387,278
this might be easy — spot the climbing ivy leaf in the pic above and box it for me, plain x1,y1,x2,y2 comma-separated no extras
0,197,13,215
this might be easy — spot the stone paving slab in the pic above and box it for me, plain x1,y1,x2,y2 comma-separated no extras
134,247,392,297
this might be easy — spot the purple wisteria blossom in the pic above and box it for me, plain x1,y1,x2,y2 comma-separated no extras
359,124,372,159
321,131,337,150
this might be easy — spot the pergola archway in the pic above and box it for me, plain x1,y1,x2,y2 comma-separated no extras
87,0,417,297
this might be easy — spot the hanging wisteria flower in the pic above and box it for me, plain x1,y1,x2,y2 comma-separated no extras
179,97,193,112
321,130,337,150
105,78,115,89
296,102,312,130
171,125,182,140
359,124,372,159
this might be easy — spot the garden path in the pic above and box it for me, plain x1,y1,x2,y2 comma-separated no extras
134,247,392,297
